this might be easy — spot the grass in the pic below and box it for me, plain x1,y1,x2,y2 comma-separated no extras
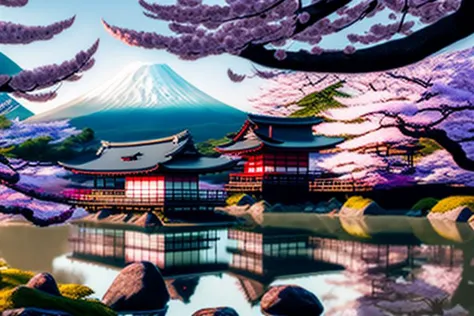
343,196,374,210
0,287,115,316
431,196,474,213
411,198,439,211
0,267,114,316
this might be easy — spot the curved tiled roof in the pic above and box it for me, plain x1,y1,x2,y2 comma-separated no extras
60,130,235,174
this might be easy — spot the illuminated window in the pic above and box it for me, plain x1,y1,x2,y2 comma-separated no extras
125,176,165,201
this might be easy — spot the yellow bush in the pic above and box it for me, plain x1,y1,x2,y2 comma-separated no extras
58,284,94,300
431,196,474,213
0,286,115,316
0,269,35,289
343,196,374,210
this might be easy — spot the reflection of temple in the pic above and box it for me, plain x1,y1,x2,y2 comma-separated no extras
67,223,474,312
226,228,344,304
69,223,228,276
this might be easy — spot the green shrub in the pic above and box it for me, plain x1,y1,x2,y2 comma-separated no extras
343,196,374,210
431,196,474,213
0,115,12,129
197,137,233,157
411,197,439,211
0,286,115,316
9,127,96,162
226,193,246,206
58,284,94,300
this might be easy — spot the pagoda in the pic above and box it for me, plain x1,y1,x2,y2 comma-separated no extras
216,114,344,201
60,130,235,212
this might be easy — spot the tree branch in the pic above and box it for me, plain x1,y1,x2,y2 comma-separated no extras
239,0,474,73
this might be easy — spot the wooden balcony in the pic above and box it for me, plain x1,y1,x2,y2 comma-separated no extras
309,179,373,193
63,189,228,208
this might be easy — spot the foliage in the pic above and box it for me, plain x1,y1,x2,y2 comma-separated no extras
431,196,474,213
102,0,466,73
0,265,110,316
226,193,251,206
0,115,12,129
0,286,115,316
197,136,233,157
58,284,95,300
411,198,439,211
290,82,349,117
343,196,374,210
418,138,443,156
8,128,95,162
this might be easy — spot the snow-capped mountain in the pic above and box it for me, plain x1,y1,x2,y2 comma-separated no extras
30,63,246,142
0,53,33,121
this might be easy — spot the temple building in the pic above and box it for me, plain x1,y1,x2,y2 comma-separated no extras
216,114,345,201
60,130,235,212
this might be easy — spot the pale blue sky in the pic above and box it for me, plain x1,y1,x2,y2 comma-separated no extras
1,0,473,114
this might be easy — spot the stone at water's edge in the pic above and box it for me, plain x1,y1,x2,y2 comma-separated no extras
102,261,170,312
339,202,384,217
25,272,61,297
260,285,324,316
192,307,239,316
427,206,473,222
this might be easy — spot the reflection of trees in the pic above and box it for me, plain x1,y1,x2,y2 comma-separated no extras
451,246,474,314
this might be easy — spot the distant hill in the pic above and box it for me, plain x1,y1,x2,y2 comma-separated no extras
0,53,33,121
30,63,246,142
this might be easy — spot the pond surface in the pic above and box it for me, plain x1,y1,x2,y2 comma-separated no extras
1,215,473,315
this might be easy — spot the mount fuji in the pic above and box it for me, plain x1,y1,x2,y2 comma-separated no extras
30,63,246,142
0,53,33,121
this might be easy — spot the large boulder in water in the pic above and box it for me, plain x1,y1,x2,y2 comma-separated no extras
102,261,169,312
25,273,61,297
260,285,324,316
192,307,239,316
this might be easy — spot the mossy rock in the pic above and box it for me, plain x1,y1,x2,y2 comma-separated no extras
0,286,115,316
226,194,256,206
411,198,439,211
340,196,383,216
431,196,474,214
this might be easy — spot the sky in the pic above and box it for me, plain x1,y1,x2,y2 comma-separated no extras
1,0,474,115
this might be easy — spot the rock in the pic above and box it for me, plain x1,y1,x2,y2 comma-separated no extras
192,307,239,316
339,201,384,217
2,308,71,316
25,273,61,297
102,261,169,312
260,285,324,316
236,194,256,206
427,206,473,222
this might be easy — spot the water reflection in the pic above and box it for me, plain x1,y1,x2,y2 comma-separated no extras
1,217,474,315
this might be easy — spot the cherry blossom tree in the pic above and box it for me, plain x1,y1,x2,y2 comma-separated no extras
0,0,99,102
103,0,470,73
317,47,474,172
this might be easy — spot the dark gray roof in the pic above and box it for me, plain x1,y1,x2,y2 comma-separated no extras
163,156,236,172
60,130,234,174
248,114,323,126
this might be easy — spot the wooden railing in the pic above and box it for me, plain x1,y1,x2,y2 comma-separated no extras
63,189,228,206
309,179,373,192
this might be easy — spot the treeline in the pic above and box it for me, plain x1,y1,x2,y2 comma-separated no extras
1,128,96,162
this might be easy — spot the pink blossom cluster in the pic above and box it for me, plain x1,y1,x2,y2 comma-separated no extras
0,0,28,7
103,0,461,61
0,17,75,44
1,40,99,101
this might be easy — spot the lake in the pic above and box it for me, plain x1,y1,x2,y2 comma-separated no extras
1,215,473,315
